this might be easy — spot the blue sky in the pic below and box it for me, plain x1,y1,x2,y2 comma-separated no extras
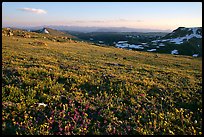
2,2,202,31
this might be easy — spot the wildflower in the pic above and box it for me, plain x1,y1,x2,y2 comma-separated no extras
118,121,122,124
37,103,47,107
194,120,197,124
84,113,88,117
169,130,174,135
127,126,131,131
139,94,145,97
175,108,179,113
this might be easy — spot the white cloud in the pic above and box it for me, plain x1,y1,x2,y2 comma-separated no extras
18,8,47,14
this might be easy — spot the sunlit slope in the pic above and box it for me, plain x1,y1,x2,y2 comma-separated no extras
2,31,202,135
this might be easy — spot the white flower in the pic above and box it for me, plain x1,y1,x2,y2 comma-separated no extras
38,103,47,107
194,120,197,124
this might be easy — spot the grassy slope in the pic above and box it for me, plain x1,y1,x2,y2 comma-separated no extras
42,28,76,38
2,32,202,135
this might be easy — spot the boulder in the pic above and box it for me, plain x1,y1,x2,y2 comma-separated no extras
8,31,13,36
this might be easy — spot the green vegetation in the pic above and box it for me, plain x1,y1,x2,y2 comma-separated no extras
2,28,202,135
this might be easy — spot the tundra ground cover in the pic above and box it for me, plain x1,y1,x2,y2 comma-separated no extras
2,30,202,135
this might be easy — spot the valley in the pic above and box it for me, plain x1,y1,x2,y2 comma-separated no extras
65,27,202,57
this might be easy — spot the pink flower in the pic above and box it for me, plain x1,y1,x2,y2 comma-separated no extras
127,126,131,131
74,115,76,120
85,104,89,110
141,108,145,113
59,127,63,131
140,94,145,97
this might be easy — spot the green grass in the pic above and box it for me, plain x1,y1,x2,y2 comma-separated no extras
2,30,202,135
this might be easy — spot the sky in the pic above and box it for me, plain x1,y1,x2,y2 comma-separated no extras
2,2,202,31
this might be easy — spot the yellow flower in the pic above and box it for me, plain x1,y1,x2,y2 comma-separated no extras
169,130,175,135
24,115,28,119
175,108,179,113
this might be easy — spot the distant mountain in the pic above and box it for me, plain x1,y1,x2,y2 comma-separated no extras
92,27,171,33
112,27,202,57
160,27,202,43
15,25,171,33
148,27,202,56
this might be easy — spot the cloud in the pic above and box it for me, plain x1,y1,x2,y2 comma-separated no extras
18,8,47,14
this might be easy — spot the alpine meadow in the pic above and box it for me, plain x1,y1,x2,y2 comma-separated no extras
2,2,202,135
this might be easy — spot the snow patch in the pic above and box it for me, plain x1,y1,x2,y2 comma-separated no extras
192,54,199,57
171,49,178,55
129,44,144,49
43,29,49,34
159,43,165,46
118,41,128,44
147,49,156,52
115,41,144,49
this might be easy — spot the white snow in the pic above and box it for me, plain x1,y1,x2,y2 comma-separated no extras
116,43,128,48
169,38,184,44
152,40,160,43
147,49,156,52
43,29,49,34
151,27,202,45
161,39,169,42
90,38,94,41
159,43,165,46
98,41,104,44
156,46,160,48
117,41,128,44
171,49,178,55
129,44,144,49
192,54,199,57
115,41,144,49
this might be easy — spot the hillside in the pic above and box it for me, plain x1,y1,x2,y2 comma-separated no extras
2,27,77,43
32,27,76,38
149,27,202,56
2,29,202,135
